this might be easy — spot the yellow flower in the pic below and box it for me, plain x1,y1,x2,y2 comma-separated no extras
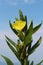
12,20,26,31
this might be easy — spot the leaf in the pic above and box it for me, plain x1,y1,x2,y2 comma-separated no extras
27,40,33,55
37,60,43,65
33,23,42,34
9,20,18,35
29,37,42,55
5,35,17,49
15,17,19,21
24,16,27,30
24,21,33,45
19,9,27,33
5,35,22,56
26,23,42,35
6,40,20,61
30,61,34,65
22,16,27,33
1,55,14,65
19,9,24,21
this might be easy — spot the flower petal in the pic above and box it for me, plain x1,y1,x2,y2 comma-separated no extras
12,20,26,31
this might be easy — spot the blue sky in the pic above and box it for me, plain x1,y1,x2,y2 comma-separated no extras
0,0,43,30
0,0,43,65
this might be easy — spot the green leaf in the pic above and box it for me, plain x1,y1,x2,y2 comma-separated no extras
30,37,42,55
5,35,22,57
33,23,42,34
37,60,43,65
22,16,27,33
9,20,18,35
30,61,34,65
27,40,33,55
5,35,22,55
5,35,17,49
19,9,24,21
19,9,27,33
6,40,20,61
1,55,14,65
15,17,19,21
24,21,33,45
24,16,27,30
26,23,42,35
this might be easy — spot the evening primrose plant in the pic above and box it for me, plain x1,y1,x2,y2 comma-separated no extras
1,9,43,65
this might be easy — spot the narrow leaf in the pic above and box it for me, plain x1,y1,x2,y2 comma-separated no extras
30,61,34,65
27,40,33,55
5,35,17,48
22,16,27,33
19,9,27,33
33,23,42,34
24,16,27,30
15,17,19,21
19,9,24,20
1,55,14,65
24,21,33,45
26,23,42,35
30,37,42,55
37,60,43,65
6,40,20,61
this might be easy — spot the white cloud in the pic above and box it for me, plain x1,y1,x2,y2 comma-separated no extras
0,26,43,64
33,26,43,40
0,30,19,63
0,30,18,43
0,0,17,6
5,0,17,6
0,26,43,41
24,0,29,3
24,0,36,4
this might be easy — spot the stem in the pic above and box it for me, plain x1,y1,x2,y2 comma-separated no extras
21,58,29,65
21,46,27,65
